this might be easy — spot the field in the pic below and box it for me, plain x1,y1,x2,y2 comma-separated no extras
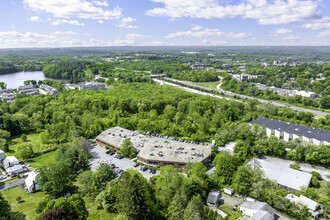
1,186,46,220
27,150,58,169
6,132,58,159
84,197,118,220
192,81,221,90
219,203,243,220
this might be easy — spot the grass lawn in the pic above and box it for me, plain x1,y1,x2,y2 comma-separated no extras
84,197,118,220
219,203,243,220
27,150,58,169
192,81,221,90
1,186,46,220
7,131,58,158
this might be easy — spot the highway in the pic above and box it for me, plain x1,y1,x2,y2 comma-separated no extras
155,78,329,117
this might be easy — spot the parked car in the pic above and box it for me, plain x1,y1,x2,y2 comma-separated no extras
134,163,139,167
118,155,124,159
106,150,111,154
109,151,115,155
152,169,156,174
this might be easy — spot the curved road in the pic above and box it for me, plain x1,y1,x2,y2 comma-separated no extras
156,78,329,117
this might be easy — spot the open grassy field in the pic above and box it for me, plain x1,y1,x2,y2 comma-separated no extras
84,197,118,220
7,132,58,159
192,81,221,90
219,203,243,220
27,150,58,169
1,186,46,220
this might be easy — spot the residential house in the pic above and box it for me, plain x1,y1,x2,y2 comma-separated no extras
239,201,275,220
25,171,40,193
206,190,220,207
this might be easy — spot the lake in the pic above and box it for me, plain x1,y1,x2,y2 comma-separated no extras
0,71,63,89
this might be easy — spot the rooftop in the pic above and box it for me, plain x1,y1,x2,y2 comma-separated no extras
96,127,211,164
248,158,312,191
285,194,319,211
240,201,275,216
250,117,330,142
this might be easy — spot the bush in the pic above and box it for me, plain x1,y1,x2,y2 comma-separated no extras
290,162,300,170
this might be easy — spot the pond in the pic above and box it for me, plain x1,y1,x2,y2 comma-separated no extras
0,71,64,89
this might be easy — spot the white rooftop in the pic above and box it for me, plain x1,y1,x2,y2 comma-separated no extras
285,194,319,211
248,158,312,191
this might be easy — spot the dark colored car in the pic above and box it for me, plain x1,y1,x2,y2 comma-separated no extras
105,150,111,154
134,163,139,167
152,169,156,174
109,151,115,155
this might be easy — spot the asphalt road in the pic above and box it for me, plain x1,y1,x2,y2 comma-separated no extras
89,144,158,180
0,178,25,192
157,78,329,117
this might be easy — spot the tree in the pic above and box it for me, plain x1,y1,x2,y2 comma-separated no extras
36,194,88,220
0,138,8,152
37,208,67,220
56,145,90,176
121,138,136,158
21,133,27,142
116,169,153,220
93,164,117,193
77,171,95,198
183,195,204,220
167,189,188,220
16,143,34,160
232,165,254,195
36,163,72,198
0,193,11,220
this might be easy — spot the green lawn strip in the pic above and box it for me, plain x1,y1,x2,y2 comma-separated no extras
1,186,46,220
192,81,221,90
219,203,243,220
84,197,118,220
27,150,58,169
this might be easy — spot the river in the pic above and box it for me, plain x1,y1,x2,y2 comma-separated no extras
0,71,63,89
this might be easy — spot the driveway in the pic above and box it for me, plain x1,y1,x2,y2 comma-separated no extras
89,144,158,180
0,178,25,192
219,193,243,206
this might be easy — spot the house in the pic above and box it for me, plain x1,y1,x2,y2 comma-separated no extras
223,187,233,195
248,158,312,191
250,117,330,146
6,164,24,176
285,194,319,215
2,156,19,169
206,190,220,207
0,150,4,161
25,171,40,193
239,201,275,220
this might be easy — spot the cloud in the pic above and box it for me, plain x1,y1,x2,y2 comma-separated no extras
317,30,330,38
29,16,41,22
283,35,301,41
51,19,85,26
117,23,137,29
93,1,108,7
126,34,147,40
271,28,292,36
146,0,321,25
52,31,76,35
191,25,202,31
112,39,136,46
165,27,252,39
98,20,104,24
302,17,330,38
24,0,122,20
122,17,136,23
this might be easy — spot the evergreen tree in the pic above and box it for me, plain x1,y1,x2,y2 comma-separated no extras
183,195,204,220
166,189,188,220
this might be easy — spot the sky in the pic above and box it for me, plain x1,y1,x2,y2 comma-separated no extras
0,0,330,48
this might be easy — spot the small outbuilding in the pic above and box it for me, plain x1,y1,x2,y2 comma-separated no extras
25,171,40,193
239,201,275,220
223,187,234,195
206,190,220,207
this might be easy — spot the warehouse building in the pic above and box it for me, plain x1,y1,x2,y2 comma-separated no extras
250,117,330,146
248,158,312,191
96,127,211,168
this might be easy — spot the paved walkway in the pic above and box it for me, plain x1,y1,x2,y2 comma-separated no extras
0,178,25,192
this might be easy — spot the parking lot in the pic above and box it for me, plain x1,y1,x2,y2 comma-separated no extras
89,144,158,180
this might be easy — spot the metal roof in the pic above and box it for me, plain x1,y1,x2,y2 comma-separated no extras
285,194,319,211
240,201,275,216
248,158,312,191
250,117,330,142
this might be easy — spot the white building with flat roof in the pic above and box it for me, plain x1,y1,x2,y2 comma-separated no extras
250,117,330,146
248,158,312,191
